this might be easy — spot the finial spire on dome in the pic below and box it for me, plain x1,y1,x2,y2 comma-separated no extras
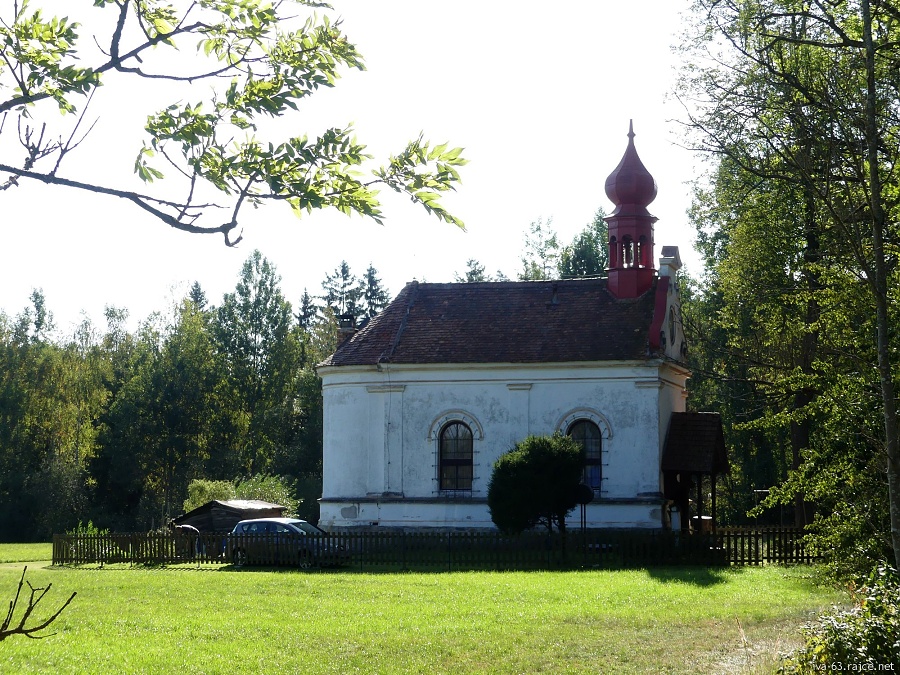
604,122,657,217
603,123,659,299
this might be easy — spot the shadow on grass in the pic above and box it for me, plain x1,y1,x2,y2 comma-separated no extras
212,563,747,581
46,562,752,584
644,565,744,587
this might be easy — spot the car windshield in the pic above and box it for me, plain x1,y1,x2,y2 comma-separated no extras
288,521,323,535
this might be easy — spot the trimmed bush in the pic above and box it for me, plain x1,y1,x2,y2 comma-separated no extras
487,434,584,534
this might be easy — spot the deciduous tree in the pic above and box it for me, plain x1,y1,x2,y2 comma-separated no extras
0,0,466,244
214,250,303,475
679,0,900,569
518,218,560,281
558,209,608,279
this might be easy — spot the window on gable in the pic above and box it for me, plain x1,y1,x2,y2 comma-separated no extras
568,420,602,496
439,422,473,491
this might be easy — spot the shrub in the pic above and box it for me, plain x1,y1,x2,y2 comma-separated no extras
65,520,109,537
779,565,900,673
182,475,301,517
183,479,235,513
235,475,300,517
487,434,584,534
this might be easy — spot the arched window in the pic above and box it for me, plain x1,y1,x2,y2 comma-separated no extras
622,236,634,268
568,420,602,495
668,307,677,348
638,235,649,268
439,422,473,491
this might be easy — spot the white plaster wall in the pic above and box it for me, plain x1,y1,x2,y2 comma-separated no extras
655,274,690,496
657,365,690,454
318,499,662,530
320,361,677,530
321,383,370,498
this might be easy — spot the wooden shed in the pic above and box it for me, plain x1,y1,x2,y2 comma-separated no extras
172,499,286,533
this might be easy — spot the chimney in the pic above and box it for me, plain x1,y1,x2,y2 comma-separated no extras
338,313,357,338
658,246,682,279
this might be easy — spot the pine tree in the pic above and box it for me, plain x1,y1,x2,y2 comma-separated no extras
454,259,492,283
295,289,318,331
362,264,390,320
320,261,364,322
188,281,208,311
558,209,608,278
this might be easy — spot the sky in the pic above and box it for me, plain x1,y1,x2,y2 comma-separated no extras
1,1,701,334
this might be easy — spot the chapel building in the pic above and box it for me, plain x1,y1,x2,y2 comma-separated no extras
317,125,726,531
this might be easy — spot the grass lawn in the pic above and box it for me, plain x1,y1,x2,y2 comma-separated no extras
0,551,845,674
0,542,52,563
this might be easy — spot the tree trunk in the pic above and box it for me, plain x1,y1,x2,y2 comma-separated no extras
862,0,900,568
791,131,822,529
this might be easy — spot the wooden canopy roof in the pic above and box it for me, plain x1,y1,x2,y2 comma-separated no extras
662,412,729,475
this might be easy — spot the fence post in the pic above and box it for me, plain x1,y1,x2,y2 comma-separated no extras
401,531,407,571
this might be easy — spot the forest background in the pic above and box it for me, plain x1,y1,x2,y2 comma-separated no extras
0,215,605,539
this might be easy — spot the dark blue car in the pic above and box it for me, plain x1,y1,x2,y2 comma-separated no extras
226,518,348,568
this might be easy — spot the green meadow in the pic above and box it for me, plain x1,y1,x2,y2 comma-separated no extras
0,546,845,674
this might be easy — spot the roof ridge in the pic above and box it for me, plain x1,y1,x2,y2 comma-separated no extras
379,281,418,363
416,278,609,289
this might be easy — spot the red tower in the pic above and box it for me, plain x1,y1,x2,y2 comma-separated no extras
605,122,658,298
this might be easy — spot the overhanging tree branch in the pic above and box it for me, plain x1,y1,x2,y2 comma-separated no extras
0,161,241,240
0,1,466,241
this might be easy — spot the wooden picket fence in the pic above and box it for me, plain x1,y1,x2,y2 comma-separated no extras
718,527,818,565
52,527,818,570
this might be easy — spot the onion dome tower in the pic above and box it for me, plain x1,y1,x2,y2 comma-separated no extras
604,121,658,298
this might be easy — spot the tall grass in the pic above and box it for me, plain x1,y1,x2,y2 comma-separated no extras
0,561,844,674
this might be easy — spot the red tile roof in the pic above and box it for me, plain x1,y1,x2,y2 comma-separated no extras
319,278,661,367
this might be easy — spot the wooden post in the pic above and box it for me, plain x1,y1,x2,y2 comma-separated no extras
696,473,703,530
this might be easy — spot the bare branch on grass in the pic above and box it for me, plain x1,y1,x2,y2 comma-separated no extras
0,566,76,642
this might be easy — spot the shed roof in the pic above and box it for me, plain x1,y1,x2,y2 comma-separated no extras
172,499,287,532
212,499,283,512
661,412,730,475
320,278,661,367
